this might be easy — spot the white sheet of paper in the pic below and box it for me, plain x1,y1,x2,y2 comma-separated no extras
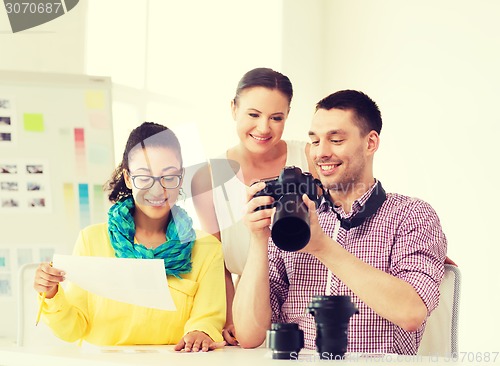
52,254,176,311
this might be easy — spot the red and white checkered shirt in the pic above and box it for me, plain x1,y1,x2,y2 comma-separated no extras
268,182,447,355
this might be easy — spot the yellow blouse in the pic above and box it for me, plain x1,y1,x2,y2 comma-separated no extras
41,223,225,345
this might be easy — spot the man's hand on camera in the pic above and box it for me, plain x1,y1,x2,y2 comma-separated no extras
301,194,329,255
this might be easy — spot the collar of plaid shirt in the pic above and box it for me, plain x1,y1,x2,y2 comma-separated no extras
321,180,387,230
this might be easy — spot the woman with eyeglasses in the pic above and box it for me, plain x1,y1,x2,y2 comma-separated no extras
33,122,226,351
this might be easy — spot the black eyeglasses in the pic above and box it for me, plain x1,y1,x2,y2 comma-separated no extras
128,173,182,190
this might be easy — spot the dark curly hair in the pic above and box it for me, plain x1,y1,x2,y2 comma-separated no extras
104,122,183,203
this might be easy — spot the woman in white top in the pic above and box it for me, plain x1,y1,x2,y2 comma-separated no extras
192,68,315,345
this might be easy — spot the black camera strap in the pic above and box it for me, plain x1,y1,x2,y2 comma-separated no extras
321,180,387,231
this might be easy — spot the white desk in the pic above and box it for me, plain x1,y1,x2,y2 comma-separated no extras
0,344,488,366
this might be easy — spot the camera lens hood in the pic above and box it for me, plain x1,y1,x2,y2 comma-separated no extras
307,296,359,359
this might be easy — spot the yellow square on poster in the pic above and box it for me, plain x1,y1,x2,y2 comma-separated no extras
23,113,44,132
85,91,105,110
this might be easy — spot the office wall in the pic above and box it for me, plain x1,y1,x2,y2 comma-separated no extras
318,0,500,353
280,0,328,142
0,1,87,74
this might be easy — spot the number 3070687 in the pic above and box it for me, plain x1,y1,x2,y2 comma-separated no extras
458,352,499,363
5,2,63,14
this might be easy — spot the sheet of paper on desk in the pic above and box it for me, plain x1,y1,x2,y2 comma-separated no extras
52,254,176,311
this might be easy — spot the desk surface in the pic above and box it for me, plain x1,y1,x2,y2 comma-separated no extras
0,344,493,366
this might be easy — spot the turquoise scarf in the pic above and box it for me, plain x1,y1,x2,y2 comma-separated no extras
107,197,195,278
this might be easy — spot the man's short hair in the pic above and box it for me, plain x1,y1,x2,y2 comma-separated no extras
315,90,382,135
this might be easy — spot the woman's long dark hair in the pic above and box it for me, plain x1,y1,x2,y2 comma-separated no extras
104,122,182,203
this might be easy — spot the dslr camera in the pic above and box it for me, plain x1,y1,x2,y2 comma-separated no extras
253,166,321,251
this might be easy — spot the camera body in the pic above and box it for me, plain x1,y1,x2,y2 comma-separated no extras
253,166,319,208
253,166,321,251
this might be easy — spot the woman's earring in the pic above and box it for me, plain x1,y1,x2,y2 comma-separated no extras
178,187,186,204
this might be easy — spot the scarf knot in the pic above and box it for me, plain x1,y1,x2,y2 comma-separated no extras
108,197,195,278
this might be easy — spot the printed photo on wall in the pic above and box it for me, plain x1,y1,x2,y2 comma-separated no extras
0,133,12,142
0,249,11,271
0,159,51,212
0,182,18,191
28,198,45,207
0,164,17,174
0,116,11,126
0,274,12,297
26,164,44,174
1,198,19,208
27,181,43,191
0,97,17,146
0,99,11,110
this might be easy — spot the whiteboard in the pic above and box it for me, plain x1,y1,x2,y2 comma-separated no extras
0,70,114,338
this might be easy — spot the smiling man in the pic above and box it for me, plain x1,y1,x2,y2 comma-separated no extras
233,90,447,355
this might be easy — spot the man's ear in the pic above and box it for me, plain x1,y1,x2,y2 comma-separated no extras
123,169,133,189
366,130,380,155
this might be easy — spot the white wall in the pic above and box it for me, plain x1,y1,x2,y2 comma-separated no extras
0,2,86,73
316,0,500,353
280,0,329,142
84,0,285,165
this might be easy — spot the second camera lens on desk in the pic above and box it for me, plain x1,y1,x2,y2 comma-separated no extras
307,295,359,359
266,322,304,359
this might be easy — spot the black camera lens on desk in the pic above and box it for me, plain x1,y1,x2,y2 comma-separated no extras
252,166,321,252
266,323,304,359
307,295,359,359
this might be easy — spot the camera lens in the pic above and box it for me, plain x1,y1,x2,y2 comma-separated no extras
271,194,310,251
307,296,359,359
266,323,304,359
